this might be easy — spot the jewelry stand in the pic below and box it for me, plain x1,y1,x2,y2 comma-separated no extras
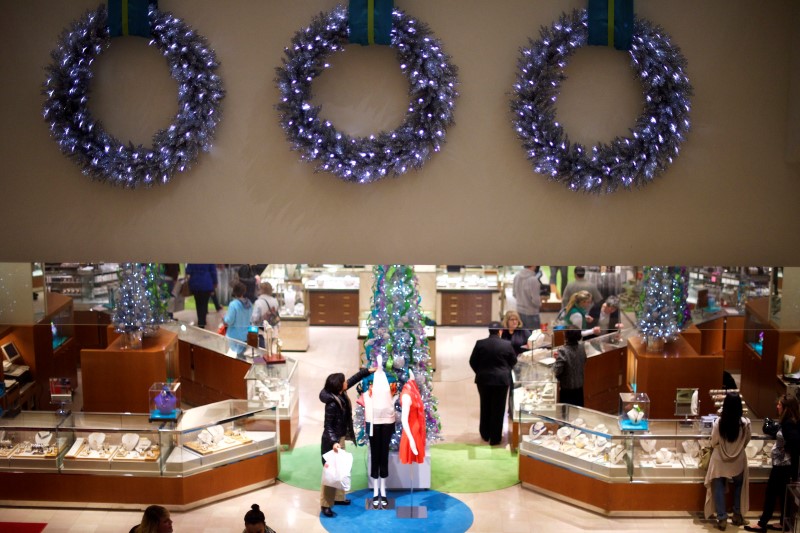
49,377,73,417
396,462,427,519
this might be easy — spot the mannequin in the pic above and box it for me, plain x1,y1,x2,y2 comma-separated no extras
400,370,426,464
364,355,395,509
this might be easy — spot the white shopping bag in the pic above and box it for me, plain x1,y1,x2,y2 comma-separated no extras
321,448,353,491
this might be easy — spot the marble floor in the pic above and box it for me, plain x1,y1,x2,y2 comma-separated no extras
0,321,727,532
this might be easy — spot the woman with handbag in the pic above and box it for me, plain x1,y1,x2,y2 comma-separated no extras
745,394,800,532
705,392,751,531
319,366,375,518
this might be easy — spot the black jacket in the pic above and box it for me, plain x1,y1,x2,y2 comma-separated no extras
501,328,531,355
587,302,621,335
320,368,370,463
469,335,517,387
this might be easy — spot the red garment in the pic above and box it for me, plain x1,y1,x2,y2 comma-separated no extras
399,379,426,464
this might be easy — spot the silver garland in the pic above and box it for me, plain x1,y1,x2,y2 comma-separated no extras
511,10,692,193
43,5,225,188
275,5,458,183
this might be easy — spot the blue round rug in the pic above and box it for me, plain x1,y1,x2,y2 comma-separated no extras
319,488,473,533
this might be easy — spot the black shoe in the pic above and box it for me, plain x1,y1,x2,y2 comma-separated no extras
380,496,389,509
744,525,767,533
767,525,784,531
372,497,381,509
334,499,351,506
489,440,502,446
321,507,335,518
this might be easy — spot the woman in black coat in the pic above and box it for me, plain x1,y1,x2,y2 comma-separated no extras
319,367,373,518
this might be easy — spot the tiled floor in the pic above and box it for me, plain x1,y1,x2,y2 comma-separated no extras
0,319,725,532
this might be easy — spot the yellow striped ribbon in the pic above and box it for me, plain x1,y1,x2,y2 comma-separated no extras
122,0,129,36
607,0,614,48
367,0,375,45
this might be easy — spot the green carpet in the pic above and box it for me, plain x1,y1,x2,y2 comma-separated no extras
430,443,519,493
278,442,519,493
278,444,370,491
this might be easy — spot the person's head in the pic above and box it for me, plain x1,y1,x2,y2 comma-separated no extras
258,281,274,296
503,311,522,331
238,264,253,278
564,326,582,345
778,393,800,423
719,392,743,443
231,281,246,299
574,266,586,279
566,290,593,312
488,321,503,336
602,295,620,312
325,372,346,394
243,503,267,533
139,505,172,533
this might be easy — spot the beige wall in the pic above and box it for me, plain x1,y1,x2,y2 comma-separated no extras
2,1,799,265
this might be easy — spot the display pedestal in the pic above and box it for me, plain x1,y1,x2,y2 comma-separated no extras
367,450,431,489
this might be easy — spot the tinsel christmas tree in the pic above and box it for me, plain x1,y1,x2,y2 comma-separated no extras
143,263,171,326
670,267,691,329
637,266,681,342
354,265,441,450
113,263,154,333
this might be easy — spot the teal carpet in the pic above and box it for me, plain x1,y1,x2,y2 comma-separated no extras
279,443,518,494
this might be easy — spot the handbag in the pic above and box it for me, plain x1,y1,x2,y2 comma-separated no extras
179,277,191,297
699,446,713,470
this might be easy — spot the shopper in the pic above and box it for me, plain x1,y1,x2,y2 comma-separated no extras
185,263,218,329
469,321,518,445
236,264,258,303
562,290,601,337
587,295,624,337
512,265,542,330
251,281,281,346
501,310,531,355
223,282,253,356
745,394,800,532
242,503,276,533
553,327,587,407
547,266,569,298
130,505,173,533
319,366,374,518
560,266,602,310
705,392,751,531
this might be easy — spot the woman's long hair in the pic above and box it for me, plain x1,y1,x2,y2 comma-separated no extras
564,290,592,318
719,392,743,442
324,373,345,395
137,505,169,533
779,394,800,424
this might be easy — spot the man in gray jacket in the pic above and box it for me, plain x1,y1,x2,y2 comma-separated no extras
512,266,542,330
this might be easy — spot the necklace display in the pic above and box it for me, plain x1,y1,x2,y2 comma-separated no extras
35,431,53,446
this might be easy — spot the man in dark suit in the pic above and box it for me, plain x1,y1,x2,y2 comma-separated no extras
469,322,518,445
586,295,624,340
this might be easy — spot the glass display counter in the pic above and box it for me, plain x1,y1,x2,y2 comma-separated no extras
61,413,166,476
519,404,774,512
244,357,299,418
0,411,69,473
163,399,278,477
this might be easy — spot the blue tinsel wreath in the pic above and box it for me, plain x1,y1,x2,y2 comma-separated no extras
43,5,225,188
511,10,692,193
275,5,459,184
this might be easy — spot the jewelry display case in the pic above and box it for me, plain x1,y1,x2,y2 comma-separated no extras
163,399,278,477
243,356,300,447
518,404,773,514
60,413,166,476
0,411,69,473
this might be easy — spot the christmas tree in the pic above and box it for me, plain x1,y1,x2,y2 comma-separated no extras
113,263,154,333
670,267,691,329
143,263,171,326
354,265,441,449
637,266,680,342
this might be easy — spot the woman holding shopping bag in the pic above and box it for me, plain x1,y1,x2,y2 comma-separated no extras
319,366,375,518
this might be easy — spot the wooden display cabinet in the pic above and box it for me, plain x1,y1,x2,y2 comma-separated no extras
627,335,724,419
740,298,800,417
80,329,178,412
308,289,358,325
438,290,495,326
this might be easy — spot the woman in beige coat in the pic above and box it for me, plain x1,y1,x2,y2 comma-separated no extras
704,392,751,531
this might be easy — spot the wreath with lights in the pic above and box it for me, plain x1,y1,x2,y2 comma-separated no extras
43,5,224,188
510,10,692,193
275,4,458,184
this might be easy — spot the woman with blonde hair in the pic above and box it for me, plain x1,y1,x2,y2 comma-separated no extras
562,290,600,337
131,505,172,533
501,310,531,356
